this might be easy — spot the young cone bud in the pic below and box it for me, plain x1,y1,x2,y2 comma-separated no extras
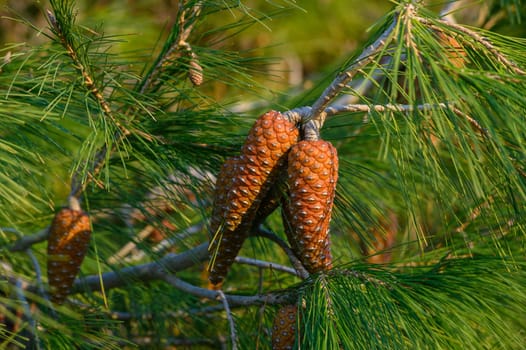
208,111,299,285
283,140,338,273
188,59,204,86
47,208,91,304
272,304,298,350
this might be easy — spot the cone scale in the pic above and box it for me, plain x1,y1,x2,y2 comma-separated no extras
272,304,298,350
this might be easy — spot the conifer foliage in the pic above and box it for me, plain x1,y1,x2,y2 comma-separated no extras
1,0,526,349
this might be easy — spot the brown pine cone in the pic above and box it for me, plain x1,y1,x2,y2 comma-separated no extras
272,304,298,350
47,208,91,304
209,156,240,240
208,111,299,285
282,140,338,274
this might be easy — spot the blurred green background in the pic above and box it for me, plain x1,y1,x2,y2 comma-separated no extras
0,0,393,93
2,1,524,98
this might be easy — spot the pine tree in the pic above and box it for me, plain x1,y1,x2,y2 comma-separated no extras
0,0,525,349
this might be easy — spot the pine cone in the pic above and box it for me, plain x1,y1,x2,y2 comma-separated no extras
208,156,240,286
188,58,204,86
435,31,466,69
209,156,240,239
208,111,299,285
47,208,91,304
272,304,298,350
283,140,338,273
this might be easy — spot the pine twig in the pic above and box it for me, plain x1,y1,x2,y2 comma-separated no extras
25,249,46,300
303,8,400,136
454,200,489,234
14,278,40,350
46,10,130,137
450,106,489,137
217,290,238,350
139,1,202,93
288,102,488,137
415,16,526,76
324,102,448,116
254,226,309,280
325,102,488,137
74,242,208,292
234,256,301,277
159,273,292,307
107,225,156,264
46,9,132,200
8,228,49,252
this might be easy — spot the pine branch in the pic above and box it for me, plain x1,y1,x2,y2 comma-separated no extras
415,16,526,75
234,256,300,277
46,9,129,133
45,8,133,200
74,242,209,292
8,228,49,252
138,1,202,93
158,273,293,307
302,6,401,139
253,226,309,279
73,237,300,299
25,249,47,304
217,290,238,350
43,2,206,206
107,225,156,264
324,102,488,136
13,278,40,349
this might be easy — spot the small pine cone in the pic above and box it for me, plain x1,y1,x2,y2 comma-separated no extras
283,140,338,273
208,111,299,285
272,304,298,350
435,31,466,69
188,59,204,86
47,208,91,304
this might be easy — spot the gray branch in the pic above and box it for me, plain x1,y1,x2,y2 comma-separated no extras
305,9,400,130
73,242,209,293
8,228,49,252
159,273,292,307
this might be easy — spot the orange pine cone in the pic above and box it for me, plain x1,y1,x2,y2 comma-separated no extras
272,304,298,350
208,111,299,285
283,140,338,274
435,31,466,69
47,208,91,304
